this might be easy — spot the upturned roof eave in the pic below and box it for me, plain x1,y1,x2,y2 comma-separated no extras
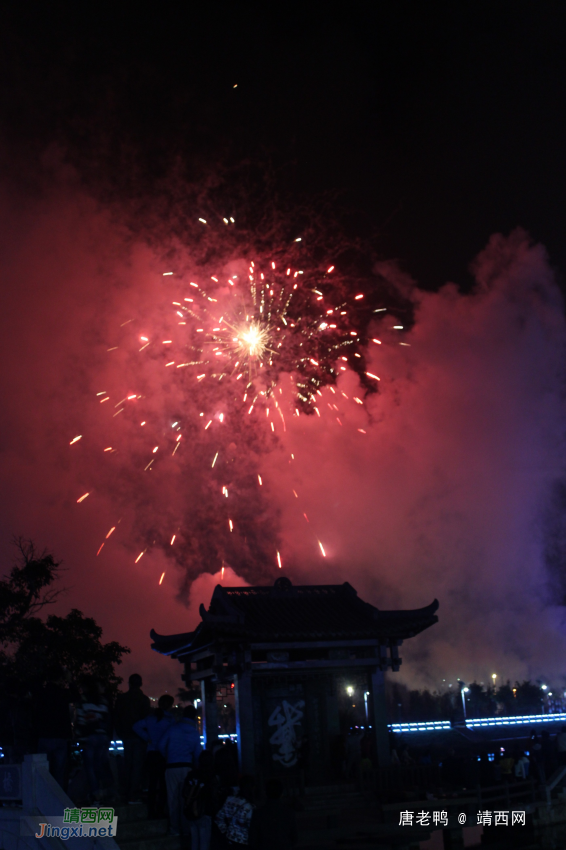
151,612,438,658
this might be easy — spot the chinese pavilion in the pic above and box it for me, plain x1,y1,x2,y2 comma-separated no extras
151,577,438,781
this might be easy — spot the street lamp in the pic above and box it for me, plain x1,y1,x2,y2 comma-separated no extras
462,688,469,718
459,681,469,718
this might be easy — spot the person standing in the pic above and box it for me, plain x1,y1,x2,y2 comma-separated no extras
76,679,113,803
114,673,151,803
183,749,219,850
515,751,530,780
249,778,297,850
159,705,202,835
215,775,255,846
213,740,239,797
529,733,545,784
499,751,515,782
32,665,79,791
344,729,363,781
541,730,557,778
133,694,175,818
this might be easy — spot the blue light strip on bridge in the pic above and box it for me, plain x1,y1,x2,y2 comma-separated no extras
465,713,566,728
389,713,566,732
389,721,452,733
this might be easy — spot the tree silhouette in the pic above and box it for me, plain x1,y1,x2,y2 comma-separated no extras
0,538,129,697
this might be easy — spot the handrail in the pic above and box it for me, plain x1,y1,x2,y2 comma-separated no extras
477,779,536,806
546,764,566,793
542,764,566,805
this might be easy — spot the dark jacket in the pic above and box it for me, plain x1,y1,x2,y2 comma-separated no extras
33,683,80,739
114,688,151,739
133,711,175,752
158,718,201,766
75,699,112,740
249,800,298,850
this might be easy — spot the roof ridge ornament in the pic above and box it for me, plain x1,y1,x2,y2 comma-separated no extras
272,576,294,594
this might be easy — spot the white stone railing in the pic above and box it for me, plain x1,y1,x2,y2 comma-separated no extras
0,754,118,850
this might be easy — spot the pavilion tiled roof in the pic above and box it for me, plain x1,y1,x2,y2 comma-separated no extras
151,577,438,658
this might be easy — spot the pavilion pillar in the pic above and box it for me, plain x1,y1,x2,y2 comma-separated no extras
234,671,255,774
201,678,219,749
370,670,390,766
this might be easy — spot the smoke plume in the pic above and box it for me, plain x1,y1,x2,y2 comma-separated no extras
0,165,565,693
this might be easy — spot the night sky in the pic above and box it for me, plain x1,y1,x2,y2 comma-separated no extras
1,5,566,696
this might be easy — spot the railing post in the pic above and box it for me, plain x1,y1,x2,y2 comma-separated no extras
22,753,49,811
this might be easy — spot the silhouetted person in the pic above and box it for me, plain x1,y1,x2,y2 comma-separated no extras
360,732,373,762
184,749,219,850
515,751,530,780
213,740,239,792
114,673,151,803
159,704,202,835
133,694,175,818
32,664,79,791
76,678,113,803
499,751,515,781
249,778,298,850
345,729,363,780
331,733,346,778
442,748,460,788
541,730,557,778
360,732,374,792
529,733,545,783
